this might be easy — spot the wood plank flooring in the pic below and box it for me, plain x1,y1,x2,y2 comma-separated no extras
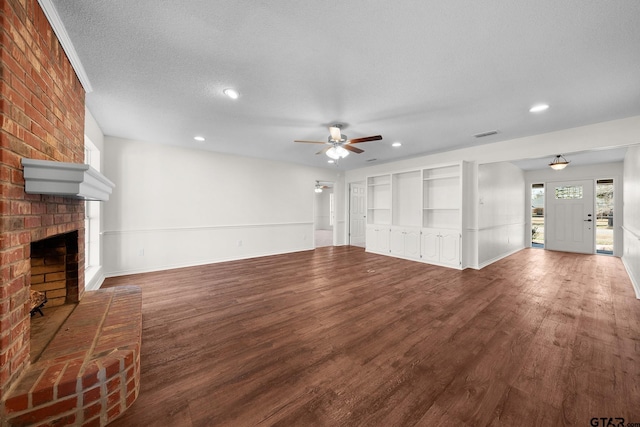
101,247,640,426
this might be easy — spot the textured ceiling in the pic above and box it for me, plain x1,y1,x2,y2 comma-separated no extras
51,0,640,170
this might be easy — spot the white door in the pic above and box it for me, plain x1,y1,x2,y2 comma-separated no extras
349,183,366,247
545,180,595,254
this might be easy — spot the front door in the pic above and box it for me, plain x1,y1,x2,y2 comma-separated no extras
349,183,366,247
545,179,595,254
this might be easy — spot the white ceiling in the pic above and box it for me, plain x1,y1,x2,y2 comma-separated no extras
50,0,640,170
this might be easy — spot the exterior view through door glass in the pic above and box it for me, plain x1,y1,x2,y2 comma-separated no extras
545,179,595,254
531,183,544,248
596,179,614,254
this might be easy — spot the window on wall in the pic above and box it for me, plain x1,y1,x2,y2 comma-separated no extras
531,183,544,248
596,179,614,255
84,137,101,272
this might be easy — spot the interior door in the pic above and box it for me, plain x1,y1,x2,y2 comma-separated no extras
545,179,595,254
349,183,366,247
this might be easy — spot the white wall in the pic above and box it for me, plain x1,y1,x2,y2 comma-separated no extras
477,162,525,268
102,137,341,276
623,145,640,298
524,161,624,256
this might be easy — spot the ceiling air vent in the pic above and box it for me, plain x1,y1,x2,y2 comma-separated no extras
474,130,499,138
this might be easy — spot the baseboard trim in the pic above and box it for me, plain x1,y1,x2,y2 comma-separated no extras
621,256,640,299
478,247,524,270
104,247,314,278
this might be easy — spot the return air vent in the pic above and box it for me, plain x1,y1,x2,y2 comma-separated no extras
474,130,499,138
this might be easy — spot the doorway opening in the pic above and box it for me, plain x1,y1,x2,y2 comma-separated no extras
314,181,334,247
596,179,614,255
531,183,544,248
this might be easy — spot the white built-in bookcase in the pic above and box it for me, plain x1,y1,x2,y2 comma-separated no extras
366,162,465,268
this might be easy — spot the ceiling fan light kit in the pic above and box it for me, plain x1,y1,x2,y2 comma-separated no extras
326,146,349,159
549,154,570,170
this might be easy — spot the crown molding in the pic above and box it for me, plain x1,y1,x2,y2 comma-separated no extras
37,0,93,93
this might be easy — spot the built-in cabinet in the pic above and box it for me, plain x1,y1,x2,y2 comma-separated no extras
390,226,421,259
366,162,465,269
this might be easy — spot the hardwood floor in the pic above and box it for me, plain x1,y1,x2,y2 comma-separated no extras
101,247,640,426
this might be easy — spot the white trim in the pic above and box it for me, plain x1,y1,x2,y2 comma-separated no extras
37,0,93,93
621,257,640,300
85,266,105,291
622,225,640,240
102,222,313,235
478,247,524,269
104,247,313,278
478,222,526,231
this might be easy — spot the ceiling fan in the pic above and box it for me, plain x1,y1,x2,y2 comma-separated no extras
295,124,382,160
314,181,330,193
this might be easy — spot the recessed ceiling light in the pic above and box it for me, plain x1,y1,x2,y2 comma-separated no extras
194,136,205,142
327,159,335,164
392,142,402,147
529,104,549,113
223,88,239,99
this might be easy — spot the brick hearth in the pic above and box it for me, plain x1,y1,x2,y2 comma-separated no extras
3,286,142,426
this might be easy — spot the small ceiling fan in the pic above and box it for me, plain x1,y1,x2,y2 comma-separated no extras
314,181,330,193
295,124,382,160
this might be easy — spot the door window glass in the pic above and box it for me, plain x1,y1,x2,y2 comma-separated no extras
555,185,583,199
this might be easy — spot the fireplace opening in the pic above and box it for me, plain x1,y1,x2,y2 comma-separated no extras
29,231,80,362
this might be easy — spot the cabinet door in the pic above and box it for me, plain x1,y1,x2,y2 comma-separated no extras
421,228,439,262
390,228,405,256
377,228,391,253
404,229,421,259
439,230,460,267
366,226,378,252
367,227,390,253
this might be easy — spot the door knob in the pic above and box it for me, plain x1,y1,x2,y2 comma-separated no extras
584,219,592,222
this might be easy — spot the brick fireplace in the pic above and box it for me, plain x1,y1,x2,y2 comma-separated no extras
30,231,80,308
1,3,142,425
1,0,86,403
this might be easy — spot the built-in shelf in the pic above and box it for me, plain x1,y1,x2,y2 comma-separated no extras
423,174,460,181
366,162,465,269
22,158,115,201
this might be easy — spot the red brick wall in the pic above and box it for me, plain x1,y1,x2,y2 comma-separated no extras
0,0,86,400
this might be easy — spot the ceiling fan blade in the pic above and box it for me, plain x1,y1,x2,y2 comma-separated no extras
295,140,326,144
329,126,342,141
316,146,331,155
348,135,382,144
343,144,364,154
